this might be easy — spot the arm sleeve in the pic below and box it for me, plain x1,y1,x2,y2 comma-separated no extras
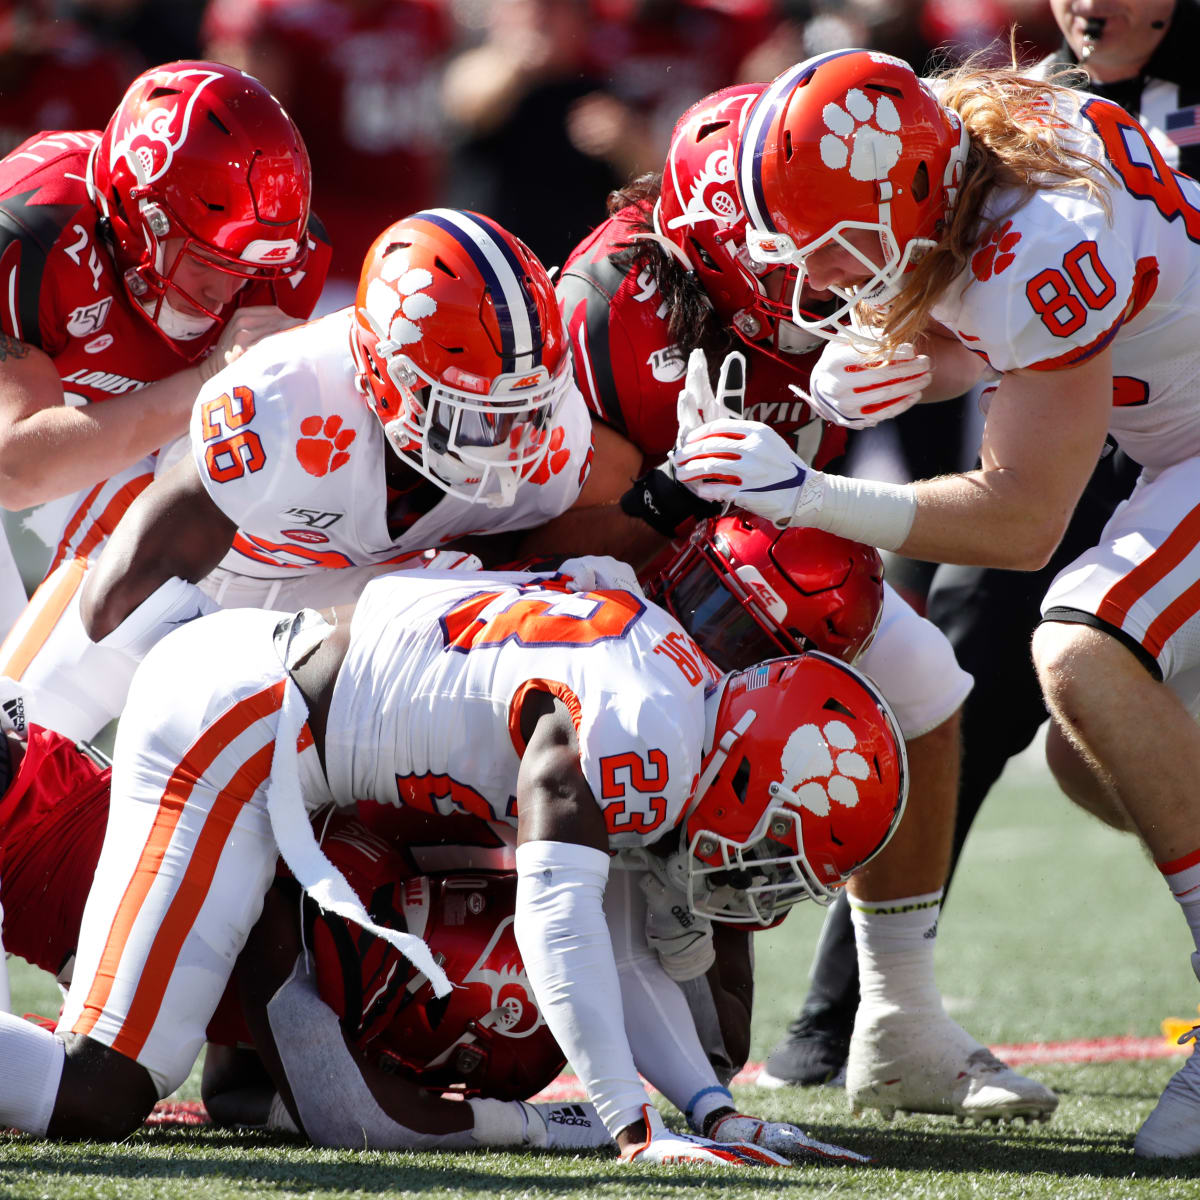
604,869,733,1131
513,839,648,1137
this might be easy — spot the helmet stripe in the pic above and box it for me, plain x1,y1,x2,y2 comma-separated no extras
739,49,867,236
410,208,539,373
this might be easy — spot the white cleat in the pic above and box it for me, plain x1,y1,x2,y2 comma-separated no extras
1134,1031,1200,1158
845,1007,1058,1124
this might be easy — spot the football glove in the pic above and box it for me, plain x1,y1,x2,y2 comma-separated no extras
671,418,818,527
556,554,646,599
639,873,714,982
706,1110,871,1166
620,348,745,538
796,340,931,430
619,1105,790,1167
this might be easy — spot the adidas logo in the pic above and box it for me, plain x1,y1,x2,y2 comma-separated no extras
547,1104,594,1127
2,696,26,735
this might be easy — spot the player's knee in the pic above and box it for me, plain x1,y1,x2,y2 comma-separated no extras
49,1035,158,1140
1031,620,1092,706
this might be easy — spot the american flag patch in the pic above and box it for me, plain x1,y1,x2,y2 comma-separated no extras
1166,106,1200,148
743,664,771,691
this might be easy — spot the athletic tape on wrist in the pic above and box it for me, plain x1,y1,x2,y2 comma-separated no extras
789,470,917,553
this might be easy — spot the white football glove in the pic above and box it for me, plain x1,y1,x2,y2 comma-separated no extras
619,1105,790,1168
706,1111,871,1166
526,1100,612,1150
675,348,746,449
401,548,485,572
795,340,931,430
555,554,646,599
671,418,817,527
639,873,715,982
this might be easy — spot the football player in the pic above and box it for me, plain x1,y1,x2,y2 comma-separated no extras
672,48,1200,1159
21,207,591,743
0,724,604,1151
0,569,902,1165
0,60,330,740
533,83,1055,1122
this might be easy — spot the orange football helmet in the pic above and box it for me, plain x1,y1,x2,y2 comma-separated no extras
737,50,968,344
89,60,311,346
684,652,907,925
649,511,884,668
351,209,574,508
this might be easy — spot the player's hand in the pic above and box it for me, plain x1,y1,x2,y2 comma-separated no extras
619,1105,790,1167
797,341,931,430
706,1111,870,1166
676,348,746,447
556,554,646,599
200,305,304,382
671,418,815,527
527,1100,612,1150
639,873,714,982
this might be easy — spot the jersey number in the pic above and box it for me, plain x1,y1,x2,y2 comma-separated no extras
199,386,266,483
1025,241,1116,338
600,750,669,836
440,586,642,652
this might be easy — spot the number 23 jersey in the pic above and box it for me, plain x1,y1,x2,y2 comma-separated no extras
189,309,594,578
322,572,721,848
930,89,1200,472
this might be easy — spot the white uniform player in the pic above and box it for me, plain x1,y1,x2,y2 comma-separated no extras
34,569,901,1162
14,209,593,742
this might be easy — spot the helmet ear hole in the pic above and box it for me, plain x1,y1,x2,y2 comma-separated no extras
912,161,930,203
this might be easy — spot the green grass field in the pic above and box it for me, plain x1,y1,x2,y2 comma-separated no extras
5,740,1200,1197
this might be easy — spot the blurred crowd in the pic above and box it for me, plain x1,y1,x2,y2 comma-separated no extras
2,0,1061,303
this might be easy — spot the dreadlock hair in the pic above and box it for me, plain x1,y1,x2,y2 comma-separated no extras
604,173,741,376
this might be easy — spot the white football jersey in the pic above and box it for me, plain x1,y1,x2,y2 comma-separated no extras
322,572,722,848
189,309,593,579
930,89,1200,472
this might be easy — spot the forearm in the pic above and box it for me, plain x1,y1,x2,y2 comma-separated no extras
515,841,649,1139
0,367,203,507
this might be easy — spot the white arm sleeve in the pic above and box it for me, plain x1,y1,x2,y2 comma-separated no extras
514,840,648,1137
605,869,733,1132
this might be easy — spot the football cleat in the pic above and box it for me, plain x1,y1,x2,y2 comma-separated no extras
845,1006,1058,1124
1134,1028,1200,1157
757,1009,853,1089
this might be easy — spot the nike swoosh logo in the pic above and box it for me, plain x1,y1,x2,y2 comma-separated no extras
744,465,806,493
166,607,206,627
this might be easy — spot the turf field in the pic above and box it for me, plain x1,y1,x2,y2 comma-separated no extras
5,739,1200,1197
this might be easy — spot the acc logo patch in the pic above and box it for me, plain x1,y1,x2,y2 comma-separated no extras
84,334,114,354
67,297,113,339
282,528,330,544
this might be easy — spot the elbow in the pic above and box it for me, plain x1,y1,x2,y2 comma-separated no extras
1006,519,1069,572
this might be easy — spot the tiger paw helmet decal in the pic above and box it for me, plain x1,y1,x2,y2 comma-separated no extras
819,87,903,181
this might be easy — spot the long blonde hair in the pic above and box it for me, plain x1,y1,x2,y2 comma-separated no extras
868,57,1116,349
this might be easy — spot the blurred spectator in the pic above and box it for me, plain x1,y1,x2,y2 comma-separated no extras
582,0,775,172
441,0,625,270
63,0,207,64
0,4,134,159
204,0,453,306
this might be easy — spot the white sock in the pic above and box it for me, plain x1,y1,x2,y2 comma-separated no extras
850,890,944,1012
1159,851,1200,956
0,1012,65,1133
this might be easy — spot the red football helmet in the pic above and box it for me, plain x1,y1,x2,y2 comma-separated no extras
683,653,907,926
649,511,884,668
351,209,574,508
736,50,969,344
89,60,311,348
309,819,564,1098
372,872,566,1100
654,84,831,360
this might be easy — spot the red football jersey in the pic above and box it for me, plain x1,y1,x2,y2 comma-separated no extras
556,203,846,470
0,725,109,979
0,132,331,565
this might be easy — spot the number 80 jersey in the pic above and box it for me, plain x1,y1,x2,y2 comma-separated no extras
322,572,722,848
